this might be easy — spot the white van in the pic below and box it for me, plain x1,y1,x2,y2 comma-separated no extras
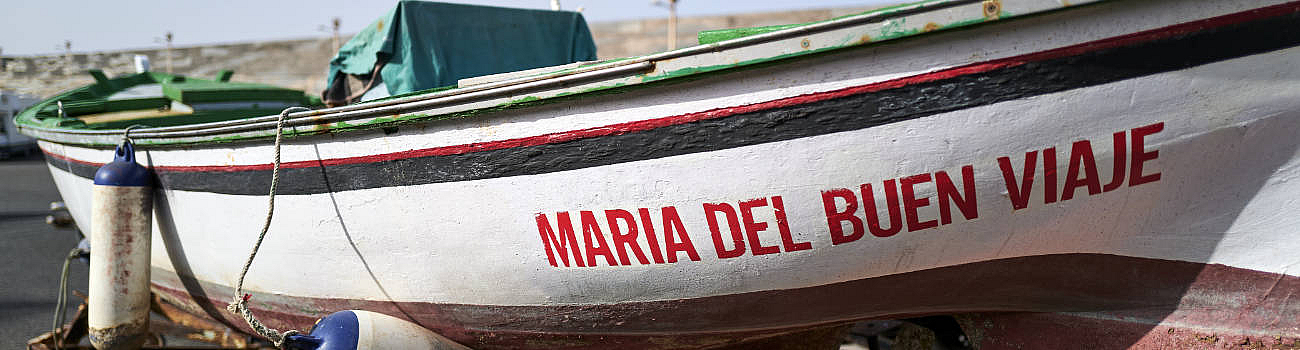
1,91,39,159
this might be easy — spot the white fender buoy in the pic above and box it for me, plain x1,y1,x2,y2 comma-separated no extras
88,139,153,350
284,310,472,350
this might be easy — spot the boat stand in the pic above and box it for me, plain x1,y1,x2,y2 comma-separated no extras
27,292,272,350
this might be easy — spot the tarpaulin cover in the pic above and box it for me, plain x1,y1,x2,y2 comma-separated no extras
325,0,597,98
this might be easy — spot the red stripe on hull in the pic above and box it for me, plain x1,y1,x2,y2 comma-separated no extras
39,146,96,166
151,254,1300,349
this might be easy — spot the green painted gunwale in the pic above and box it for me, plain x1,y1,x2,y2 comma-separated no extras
16,0,1092,147
15,71,321,130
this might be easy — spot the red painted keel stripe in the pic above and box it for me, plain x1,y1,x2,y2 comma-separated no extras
47,2,1300,172
149,253,1300,349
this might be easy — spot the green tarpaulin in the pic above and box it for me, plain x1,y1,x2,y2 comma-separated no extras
324,1,597,104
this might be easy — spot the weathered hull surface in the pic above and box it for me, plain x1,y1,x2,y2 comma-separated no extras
34,0,1300,348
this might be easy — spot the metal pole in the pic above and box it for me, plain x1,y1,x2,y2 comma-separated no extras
165,32,173,74
667,0,678,50
332,18,341,51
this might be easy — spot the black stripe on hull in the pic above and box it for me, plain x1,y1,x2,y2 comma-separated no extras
47,9,1300,195
45,155,100,182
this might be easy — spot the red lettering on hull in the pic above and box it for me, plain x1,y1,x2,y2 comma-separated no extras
536,123,1162,267
536,212,585,267
537,206,701,268
996,122,1164,210
823,166,979,244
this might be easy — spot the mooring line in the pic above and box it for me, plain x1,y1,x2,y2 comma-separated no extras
226,106,309,348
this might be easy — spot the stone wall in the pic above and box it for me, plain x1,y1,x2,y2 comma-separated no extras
589,6,873,60
0,38,341,99
0,6,875,99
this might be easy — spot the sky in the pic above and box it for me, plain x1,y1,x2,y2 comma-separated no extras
0,0,895,56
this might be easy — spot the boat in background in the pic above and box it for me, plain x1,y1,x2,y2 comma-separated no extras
18,0,1300,348
16,69,318,130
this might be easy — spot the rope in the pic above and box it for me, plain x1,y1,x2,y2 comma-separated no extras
226,107,309,348
122,124,148,142
52,247,85,350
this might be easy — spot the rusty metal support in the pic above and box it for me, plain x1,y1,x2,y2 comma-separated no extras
149,294,269,349
27,302,88,350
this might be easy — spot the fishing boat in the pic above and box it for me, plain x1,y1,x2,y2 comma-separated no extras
18,0,1300,348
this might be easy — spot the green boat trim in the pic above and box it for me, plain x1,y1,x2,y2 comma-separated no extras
16,0,1096,147
695,0,996,44
17,70,321,131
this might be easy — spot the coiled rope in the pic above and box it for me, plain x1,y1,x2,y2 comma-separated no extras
227,106,310,348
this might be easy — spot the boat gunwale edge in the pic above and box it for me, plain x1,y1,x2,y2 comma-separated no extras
17,0,1092,146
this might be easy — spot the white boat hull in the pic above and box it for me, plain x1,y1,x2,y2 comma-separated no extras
34,0,1300,347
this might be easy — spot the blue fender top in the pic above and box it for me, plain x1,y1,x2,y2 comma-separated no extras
93,140,152,187
285,310,359,350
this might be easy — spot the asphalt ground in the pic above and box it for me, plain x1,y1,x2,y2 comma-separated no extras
0,153,246,349
0,153,87,349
